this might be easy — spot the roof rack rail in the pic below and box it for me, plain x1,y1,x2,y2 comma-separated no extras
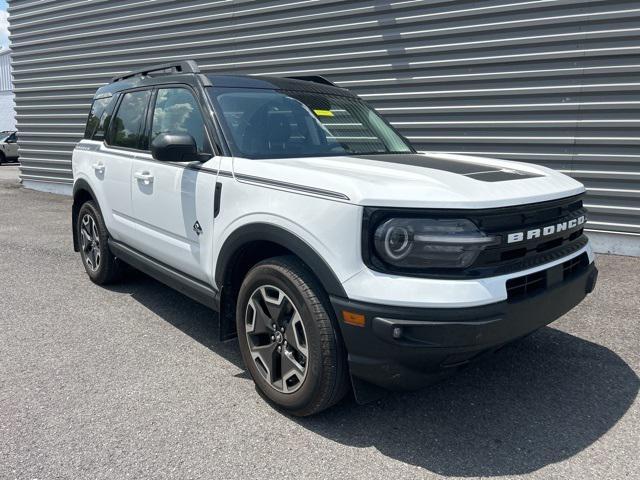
284,75,337,87
112,60,200,83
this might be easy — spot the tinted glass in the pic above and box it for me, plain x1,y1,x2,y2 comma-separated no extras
84,97,115,140
208,88,413,159
151,88,206,152
109,90,151,149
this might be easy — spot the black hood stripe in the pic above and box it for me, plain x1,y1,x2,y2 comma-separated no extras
355,154,541,182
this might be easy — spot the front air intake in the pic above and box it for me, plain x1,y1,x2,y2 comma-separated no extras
506,270,547,300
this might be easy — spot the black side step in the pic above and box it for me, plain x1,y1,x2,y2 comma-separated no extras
108,239,220,311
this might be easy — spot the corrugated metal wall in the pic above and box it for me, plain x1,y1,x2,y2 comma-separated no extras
7,0,640,238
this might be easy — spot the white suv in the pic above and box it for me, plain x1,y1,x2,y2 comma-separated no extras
72,61,598,415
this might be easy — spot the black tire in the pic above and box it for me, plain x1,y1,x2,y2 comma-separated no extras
0,152,5,165
236,256,350,416
76,201,122,285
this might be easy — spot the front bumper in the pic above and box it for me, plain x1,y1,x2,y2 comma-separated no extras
331,258,598,391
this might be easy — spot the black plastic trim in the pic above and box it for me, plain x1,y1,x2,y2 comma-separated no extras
71,178,98,252
109,239,220,310
215,223,347,298
72,178,97,198
330,261,597,391
214,182,223,218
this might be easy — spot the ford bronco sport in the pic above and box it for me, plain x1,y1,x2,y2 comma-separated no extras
72,61,598,415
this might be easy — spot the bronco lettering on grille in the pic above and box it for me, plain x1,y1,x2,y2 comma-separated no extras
507,215,586,244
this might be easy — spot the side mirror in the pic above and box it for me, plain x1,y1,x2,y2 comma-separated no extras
151,133,200,162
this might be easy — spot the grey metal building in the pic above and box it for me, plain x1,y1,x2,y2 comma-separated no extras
7,0,640,254
0,48,16,131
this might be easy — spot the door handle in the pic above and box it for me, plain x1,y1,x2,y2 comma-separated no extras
134,171,154,185
92,162,105,174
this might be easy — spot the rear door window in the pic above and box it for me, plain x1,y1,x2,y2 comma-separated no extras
109,90,152,150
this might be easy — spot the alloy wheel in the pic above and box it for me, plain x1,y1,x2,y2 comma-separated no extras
80,213,101,271
245,285,309,393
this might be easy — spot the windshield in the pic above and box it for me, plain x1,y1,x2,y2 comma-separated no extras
207,87,414,159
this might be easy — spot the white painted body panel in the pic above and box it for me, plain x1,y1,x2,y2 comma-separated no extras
73,139,593,310
212,158,364,286
0,140,18,159
72,142,136,243
130,152,220,282
343,243,594,308
231,152,585,209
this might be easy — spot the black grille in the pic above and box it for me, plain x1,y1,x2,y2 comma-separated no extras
363,193,588,279
563,253,589,279
471,198,586,275
506,270,547,299
506,252,590,300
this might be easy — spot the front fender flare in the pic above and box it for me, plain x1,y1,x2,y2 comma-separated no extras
215,222,347,298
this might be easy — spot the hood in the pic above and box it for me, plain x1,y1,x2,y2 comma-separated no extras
232,152,585,209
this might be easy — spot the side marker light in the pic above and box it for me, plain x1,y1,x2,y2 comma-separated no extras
342,311,365,327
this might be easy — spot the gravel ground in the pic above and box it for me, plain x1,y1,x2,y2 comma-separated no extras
0,164,638,480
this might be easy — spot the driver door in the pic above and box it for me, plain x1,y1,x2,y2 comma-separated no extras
130,86,219,283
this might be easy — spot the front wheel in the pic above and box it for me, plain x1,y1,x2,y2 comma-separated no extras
236,256,350,416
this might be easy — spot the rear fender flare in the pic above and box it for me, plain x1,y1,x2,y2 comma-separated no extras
71,179,98,252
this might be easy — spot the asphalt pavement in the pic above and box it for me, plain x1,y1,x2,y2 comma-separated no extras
0,164,638,480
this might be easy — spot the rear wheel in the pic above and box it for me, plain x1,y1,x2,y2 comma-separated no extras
77,201,122,285
0,152,5,165
236,256,349,416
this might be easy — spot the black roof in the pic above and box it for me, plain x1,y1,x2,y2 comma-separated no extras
205,75,356,97
94,72,354,99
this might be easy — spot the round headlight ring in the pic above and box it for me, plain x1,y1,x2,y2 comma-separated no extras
383,224,414,261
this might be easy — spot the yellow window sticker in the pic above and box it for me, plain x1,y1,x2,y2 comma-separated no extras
313,109,334,117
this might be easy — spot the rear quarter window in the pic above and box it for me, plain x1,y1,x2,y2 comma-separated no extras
84,96,116,140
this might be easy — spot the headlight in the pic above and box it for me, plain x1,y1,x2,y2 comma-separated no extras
373,218,499,269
